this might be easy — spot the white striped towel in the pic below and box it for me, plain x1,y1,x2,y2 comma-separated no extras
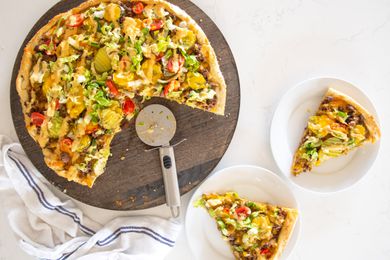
0,136,181,260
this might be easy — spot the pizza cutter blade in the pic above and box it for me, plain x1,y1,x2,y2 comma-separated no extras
135,104,181,218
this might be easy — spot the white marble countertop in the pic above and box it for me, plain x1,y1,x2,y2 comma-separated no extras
1,0,390,259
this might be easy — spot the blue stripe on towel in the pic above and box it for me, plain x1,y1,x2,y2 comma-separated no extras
7,151,175,260
96,226,174,247
8,154,96,236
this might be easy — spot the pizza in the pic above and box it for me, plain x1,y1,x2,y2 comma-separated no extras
292,88,381,175
16,0,227,187
195,192,298,260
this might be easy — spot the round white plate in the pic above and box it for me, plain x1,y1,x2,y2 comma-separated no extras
270,77,380,193
185,165,300,260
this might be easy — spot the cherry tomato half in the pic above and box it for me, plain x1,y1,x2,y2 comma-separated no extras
31,112,45,127
132,2,144,14
150,19,164,31
167,55,184,73
260,248,270,255
235,206,251,217
60,138,73,154
106,80,119,96
123,98,135,114
66,14,84,27
163,80,180,96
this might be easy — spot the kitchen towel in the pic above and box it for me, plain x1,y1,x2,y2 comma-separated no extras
0,136,181,260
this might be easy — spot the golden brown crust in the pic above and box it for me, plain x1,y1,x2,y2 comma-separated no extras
326,88,381,142
270,208,298,260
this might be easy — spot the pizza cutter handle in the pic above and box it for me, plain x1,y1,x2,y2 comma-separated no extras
159,146,181,218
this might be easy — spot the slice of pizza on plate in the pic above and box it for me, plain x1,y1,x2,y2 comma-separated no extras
195,192,298,260
292,88,381,176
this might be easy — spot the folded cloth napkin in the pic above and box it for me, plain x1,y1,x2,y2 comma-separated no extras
0,136,181,260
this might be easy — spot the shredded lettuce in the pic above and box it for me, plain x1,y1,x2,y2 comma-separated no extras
180,49,199,71
94,90,111,107
59,55,80,64
101,23,113,35
48,113,64,138
157,36,170,53
131,54,143,72
337,110,348,121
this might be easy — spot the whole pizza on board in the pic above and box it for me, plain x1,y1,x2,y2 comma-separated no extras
16,0,227,187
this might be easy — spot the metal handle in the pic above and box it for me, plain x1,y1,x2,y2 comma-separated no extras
159,146,181,218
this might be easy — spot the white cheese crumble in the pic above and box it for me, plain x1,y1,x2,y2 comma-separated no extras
205,199,222,207
77,75,86,83
93,10,105,18
30,71,45,84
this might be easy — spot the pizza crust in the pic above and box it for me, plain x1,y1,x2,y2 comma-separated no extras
326,88,381,142
270,208,298,260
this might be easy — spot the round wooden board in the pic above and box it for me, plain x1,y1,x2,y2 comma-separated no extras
10,0,240,210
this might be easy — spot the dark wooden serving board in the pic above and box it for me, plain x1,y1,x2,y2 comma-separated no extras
10,0,240,210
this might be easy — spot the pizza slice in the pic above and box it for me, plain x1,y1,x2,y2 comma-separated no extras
195,192,298,260
292,88,381,175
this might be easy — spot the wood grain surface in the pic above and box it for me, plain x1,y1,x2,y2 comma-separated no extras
10,0,240,210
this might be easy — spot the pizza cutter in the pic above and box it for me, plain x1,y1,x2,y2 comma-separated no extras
135,104,181,218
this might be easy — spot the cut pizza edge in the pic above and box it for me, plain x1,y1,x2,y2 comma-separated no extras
16,0,227,187
291,87,381,176
196,193,298,260
326,88,380,142
271,207,298,260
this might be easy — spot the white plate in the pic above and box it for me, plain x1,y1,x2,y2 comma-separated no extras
270,77,380,193
185,165,300,260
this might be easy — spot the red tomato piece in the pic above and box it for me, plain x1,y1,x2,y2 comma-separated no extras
163,85,170,96
163,80,180,96
260,248,270,255
150,19,164,31
85,123,99,134
31,112,45,127
235,206,251,217
166,59,175,73
55,99,60,110
106,80,119,96
132,2,144,14
66,14,84,27
167,55,184,73
123,98,135,114
156,52,164,61
60,138,73,154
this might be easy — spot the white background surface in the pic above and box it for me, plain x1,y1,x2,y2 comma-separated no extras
1,0,390,259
